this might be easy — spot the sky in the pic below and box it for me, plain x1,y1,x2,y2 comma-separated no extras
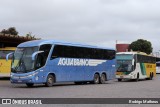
0,0,160,52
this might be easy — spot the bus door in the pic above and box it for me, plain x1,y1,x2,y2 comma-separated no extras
35,44,52,82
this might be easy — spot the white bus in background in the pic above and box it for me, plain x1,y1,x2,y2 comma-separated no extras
156,61,160,74
116,52,156,81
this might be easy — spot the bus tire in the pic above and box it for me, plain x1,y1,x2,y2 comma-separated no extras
149,72,153,80
136,73,139,82
26,83,34,87
100,73,106,84
45,74,54,87
93,73,100,84
118,79,122,82
152,72,154,79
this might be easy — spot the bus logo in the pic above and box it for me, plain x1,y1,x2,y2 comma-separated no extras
58,58,106,66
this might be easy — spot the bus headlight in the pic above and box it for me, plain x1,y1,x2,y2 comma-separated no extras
24,72,38,78
129,72,134,76
129,72,137,78
10,73,14,77
13,72,38,79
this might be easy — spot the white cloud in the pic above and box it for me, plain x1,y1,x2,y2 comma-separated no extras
0,0,160,52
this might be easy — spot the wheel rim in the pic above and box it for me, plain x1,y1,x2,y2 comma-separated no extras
48,77,53,85
101,74,105,83
95,77,98,83
94,74,99,83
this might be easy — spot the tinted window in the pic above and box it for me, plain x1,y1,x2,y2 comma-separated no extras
156,63,160,67
51,45,115,60
137,54,156,63
35,44,52,68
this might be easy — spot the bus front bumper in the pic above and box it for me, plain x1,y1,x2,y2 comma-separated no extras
10,72,38,84
116,74,137,79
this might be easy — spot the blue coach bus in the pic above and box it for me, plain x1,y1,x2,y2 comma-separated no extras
7,40,116,87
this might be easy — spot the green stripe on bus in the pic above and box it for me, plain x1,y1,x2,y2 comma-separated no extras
140,63,146,75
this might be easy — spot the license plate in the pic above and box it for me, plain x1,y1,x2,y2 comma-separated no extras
18,80,22,82
120,76,123,78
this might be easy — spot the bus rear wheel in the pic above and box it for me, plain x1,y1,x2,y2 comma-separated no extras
45,74,54,87
26,83,34,87
100,74,106,84
93,74,100,84
149,72,153,80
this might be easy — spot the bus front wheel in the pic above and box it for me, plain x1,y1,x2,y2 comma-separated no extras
26,83,34,87
136,73,139,82
118,79,122,82
93,74,100,84
45,74,54,87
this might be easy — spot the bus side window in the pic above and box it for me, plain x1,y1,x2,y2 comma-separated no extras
36,44,52,68
36,53,44,68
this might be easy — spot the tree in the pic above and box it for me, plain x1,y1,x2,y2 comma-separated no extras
129,39,153,54
25,32,35,39
0,27,18,35
1,29,9,34
8,27,18,35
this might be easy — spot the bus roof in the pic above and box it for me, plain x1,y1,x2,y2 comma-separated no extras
116,52,138,55
117,52,154,57
17,40,115,50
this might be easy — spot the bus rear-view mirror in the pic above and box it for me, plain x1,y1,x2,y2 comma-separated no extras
6,52,14,61
32,51,44,61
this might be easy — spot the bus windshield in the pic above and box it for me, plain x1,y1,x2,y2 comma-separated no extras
117,60,132,72
11,47,38,73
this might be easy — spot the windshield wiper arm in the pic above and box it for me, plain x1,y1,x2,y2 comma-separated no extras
14,52,25,72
